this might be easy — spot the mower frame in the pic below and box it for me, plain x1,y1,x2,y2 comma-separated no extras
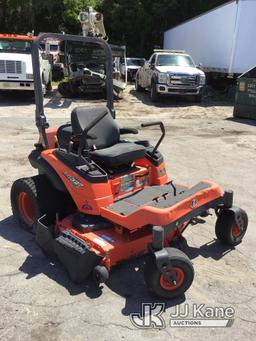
9,33,248,299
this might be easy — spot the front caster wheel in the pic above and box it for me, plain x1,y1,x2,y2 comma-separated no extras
215,208,248,246
144,247,194,299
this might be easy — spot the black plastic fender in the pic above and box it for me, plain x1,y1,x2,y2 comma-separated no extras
29,149,67,192
154,248,172,273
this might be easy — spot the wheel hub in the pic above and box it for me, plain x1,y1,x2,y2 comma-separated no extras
160,267,185,291
18,192,35,225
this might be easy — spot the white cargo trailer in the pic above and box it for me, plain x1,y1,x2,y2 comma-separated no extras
164,0,256,75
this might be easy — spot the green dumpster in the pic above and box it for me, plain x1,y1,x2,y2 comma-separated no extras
234,66,256,119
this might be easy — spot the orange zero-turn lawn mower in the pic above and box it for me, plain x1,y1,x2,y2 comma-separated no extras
11,34,248,298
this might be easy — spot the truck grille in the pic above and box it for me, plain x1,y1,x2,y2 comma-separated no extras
168,74,198,86
0,60,22,74
128,69,138,79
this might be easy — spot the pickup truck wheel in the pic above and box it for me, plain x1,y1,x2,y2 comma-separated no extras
150,82,159,102
135,77,144,92
194,94,202,103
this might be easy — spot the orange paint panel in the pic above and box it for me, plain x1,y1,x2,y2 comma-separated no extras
41,149,114,215
135,158,168,185
0,34,35,41
100,180,222,229
58,215,152,268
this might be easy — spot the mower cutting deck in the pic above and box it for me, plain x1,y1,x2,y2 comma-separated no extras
10,33,248,299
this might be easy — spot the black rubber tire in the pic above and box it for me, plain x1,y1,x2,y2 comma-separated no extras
58,81,76,98
135,76,144,92
150,81,159,102
46,72,52,91
52,65,64,82
215,208,248,246
144,247,194,299
10,175,68,232
93,265,109,283
194,94,202,103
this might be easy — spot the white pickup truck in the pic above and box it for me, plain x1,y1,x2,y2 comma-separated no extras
120,57,146,81
0,34,52,94
135,49,206,102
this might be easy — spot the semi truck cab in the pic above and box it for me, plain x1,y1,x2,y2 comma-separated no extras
0,34,52,94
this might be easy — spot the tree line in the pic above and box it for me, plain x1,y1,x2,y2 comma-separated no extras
0,0,228,57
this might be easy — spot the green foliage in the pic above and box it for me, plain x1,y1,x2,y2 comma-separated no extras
0,0,229,55
0,0,102,34
100,0,229,57
61,0,103,33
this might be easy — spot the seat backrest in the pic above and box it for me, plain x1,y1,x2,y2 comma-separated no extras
71,106,120,149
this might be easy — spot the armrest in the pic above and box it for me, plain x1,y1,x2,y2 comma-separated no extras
120,128,138,135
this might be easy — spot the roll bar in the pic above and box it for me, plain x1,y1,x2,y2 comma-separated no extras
31,33,115,148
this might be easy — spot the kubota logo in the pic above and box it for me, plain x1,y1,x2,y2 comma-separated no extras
191,199,198,209
63,171,83,187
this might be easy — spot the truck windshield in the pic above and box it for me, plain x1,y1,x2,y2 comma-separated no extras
127,59,144,66
50,45,58,52
0,39,32,53
41,43,59,52
156,54,194,67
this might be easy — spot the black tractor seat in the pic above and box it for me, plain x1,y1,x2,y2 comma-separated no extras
57,106,146,169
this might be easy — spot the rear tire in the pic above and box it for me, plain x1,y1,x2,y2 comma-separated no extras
10,175,69,231
52,65,64,82
144,247,194,298
58,81,76,98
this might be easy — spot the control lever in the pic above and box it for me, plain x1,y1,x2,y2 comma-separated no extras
141,121,165,156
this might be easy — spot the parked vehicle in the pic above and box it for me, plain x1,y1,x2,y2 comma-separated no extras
0,33,52,94
164,0,256,81
57,40,126,98
135,49,205,102
41,38,65,83
234,66,256,120
120,57,146,81
41,38,61,62
58,7,126,98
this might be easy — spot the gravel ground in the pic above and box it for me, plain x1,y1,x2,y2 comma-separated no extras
0,86,255,341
